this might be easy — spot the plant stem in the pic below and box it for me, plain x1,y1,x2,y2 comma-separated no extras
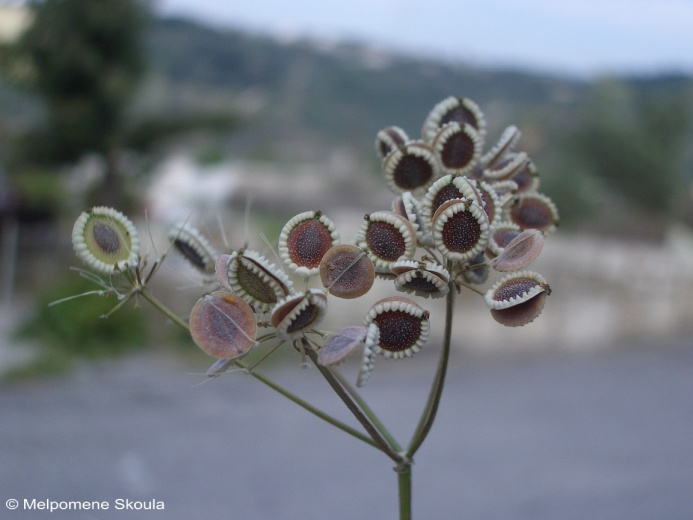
405,275,456,459
303,341,403,464
139,289,378,449
331,367,402,453
398,463,412,520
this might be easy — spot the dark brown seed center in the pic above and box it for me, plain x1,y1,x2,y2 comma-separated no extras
442,211,480,252
440,133,474,169
493,278,539,302
374,310,421,352
288,220,332,268
366,221,405,261
441,104,477,130
403,275,439,293
512,201,551,229
393,155,433,190
432,185,463,214
286,303,320,333
93,222,121,254
174,240,206,270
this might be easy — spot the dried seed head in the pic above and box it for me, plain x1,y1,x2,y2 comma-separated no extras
486,222,522,258
220,249,294,312
422,174,482,225
168,222,217,275
382,141,440,195
319,244,375,299
356,323,380,387
432,200,490,263
432,122,482,175
392,259,450,299
509,192,559,235
271,289,328,340
476,180,502,227
459,251,490,285
491,229,544,272
189,291,257,359
510,158,540,194
422,96,487,144
484,270,550,327
318,325,368,366
72,206,140,274
279,211,340,277
364,296,430,359
375,126,409,159
480,125,521,169
482,151,529,182
357,211,416,272
392,192,433,247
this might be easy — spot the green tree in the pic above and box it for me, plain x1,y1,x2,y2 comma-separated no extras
571,78,691,221
9,0,148,206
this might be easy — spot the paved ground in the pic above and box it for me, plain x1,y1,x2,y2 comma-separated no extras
1,338,693,520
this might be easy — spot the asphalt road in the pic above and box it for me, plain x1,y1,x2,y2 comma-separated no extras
1,339,693,520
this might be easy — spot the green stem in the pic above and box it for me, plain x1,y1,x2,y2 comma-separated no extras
303,342,403,464
240,361,379,449
398,462,412,520
405,277,456,459
330,367,402,453
140,289,190,331
139,289,378,449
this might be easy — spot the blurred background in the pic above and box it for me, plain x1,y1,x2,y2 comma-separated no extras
0,0,692,518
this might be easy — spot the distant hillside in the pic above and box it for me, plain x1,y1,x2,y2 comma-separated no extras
2,15,692,230
142,17,591,152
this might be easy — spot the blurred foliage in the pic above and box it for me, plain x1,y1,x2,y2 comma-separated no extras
13,275,148,358
6,0,147,164
568,78,691,221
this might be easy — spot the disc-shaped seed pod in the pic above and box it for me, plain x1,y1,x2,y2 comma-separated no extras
271,289,328,340
432,122,482,175
422,96,487,144
482,151,529,182
72,206,140,274
168,222,217,275
422,174,482,226
485,222,522,258
364,296,430,359
392,192,433,247
319,244,375,299
509,192,559,235
479,125,521,169
279,211,340,277
189,291,257,359
356,323,380,387
382,141,440,195
484,271,551,327
432,199,490,263
392,259,450,299
375,126,409,159
510,158,540,194
219,249,294,312
459,251,489,285
475,180,502,227
489,180,519,209
357,211,416,272
491,229,544,272
318,325,368,366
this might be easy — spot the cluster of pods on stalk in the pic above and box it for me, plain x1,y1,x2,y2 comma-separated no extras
71,96,557,386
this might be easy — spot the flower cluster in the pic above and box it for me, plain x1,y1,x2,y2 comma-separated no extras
70,95,556,387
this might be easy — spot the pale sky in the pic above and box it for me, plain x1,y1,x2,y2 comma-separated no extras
156,0,693,78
